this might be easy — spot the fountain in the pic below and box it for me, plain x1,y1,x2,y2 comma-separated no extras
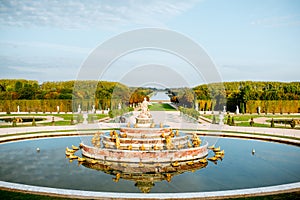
80,98,208,176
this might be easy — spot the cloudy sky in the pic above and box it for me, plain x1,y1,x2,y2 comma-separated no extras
0,0,299,87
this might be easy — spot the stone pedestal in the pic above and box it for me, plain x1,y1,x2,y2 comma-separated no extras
136,117,153,128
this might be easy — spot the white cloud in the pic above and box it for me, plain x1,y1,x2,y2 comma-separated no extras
0,0,199,29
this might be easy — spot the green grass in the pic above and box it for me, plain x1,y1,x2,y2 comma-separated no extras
202,114,300,129
0,113,108,128
149,103,176,111
204,114,300,121
0,190,68,200
237,121,270,128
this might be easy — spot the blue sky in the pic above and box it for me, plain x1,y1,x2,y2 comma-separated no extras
0,0,299,87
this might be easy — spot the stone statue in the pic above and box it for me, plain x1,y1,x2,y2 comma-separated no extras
138,98,151,118
83,113,88,125
141,98,148,113
223,106,226,113
118,103,121,110
57,106,60,113
92,105,95,113
236,105,239,114
78,105,81,113
219,112,224,125
17,105,20,113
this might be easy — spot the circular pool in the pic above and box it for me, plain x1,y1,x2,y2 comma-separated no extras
1,134,299,194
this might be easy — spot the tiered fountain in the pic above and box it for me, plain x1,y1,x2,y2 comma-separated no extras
79,98,209,192
81,98,208,165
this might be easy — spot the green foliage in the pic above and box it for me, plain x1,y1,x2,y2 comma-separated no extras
169,88,195,108
75,114,84,123
108,107,131,119
149,103,176,111
1,79,299,114
240,103,245,114
128,87,152,106
246,100,299,114
179,106,200,119
194,81,300,113
108,110,114,118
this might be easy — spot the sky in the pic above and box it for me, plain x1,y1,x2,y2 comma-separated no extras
0,0,299,87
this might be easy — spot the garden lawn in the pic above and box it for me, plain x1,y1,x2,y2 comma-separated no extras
202,114,300,129
0,113,108,128
149,103,176,111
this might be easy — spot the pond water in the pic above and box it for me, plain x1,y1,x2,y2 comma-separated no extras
151,91,170,101
1,135,299,193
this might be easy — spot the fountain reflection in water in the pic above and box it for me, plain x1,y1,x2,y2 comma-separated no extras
67,98,223,193
80,158,208,193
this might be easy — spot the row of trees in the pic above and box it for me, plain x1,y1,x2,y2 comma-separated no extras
1,79,299,114
169,81,299,113
0,79,152,113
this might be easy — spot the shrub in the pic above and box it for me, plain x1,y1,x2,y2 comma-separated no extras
52,116,55,126
12,117,17,127
231,117,235,126
270,118,275,128
290,119,296,129
179,107,200,119
212,115,216,124
32,117,36,126
70,116,74,125
227,115,231,125
250,117,254,127
108,110,114,118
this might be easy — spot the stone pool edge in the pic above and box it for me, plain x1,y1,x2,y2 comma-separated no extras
0,126,300,199
0,181,299,199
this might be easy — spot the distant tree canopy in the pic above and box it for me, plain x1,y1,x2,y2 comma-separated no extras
0,79,299,113
0,79,152,112
169,81,300,112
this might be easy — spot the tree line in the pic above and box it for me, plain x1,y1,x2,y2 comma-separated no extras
170,81,300,113
0,79,152,113
1,79,299,114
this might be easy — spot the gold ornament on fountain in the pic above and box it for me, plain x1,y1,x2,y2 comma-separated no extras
169,130,175,138
192,133,201,147
115,134,120,149
140,144,145,151
160,122,163,128
121,132,127,138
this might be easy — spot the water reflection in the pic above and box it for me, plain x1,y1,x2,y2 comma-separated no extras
80,158,208,193
1,136,300,193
